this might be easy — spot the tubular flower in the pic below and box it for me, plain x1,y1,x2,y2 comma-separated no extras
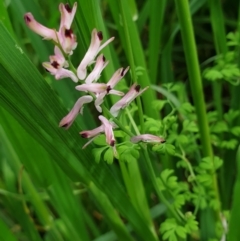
24,13,58,42
77,29,114,80
80,115,117,149
59,96,93,129
80,126,105,149
110,84,149,117
24,3,77,55
42,47,78,82
85,54,109,84
98,115,116,147
59,3,77,30
58,3,78,54
94,66,129,112
76,66,129,112
131,134,166,144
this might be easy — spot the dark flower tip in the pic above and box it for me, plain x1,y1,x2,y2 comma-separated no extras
60,123,69,128
97,31,103,41
102,55,106,62
24,15,31,23
121,67,127,76
80,133,88,138
106,85,111,93
64,3,72,12
135,85,141,92
51,61,59,69
65,29,73,37
161,140,166,143
110,140,115,147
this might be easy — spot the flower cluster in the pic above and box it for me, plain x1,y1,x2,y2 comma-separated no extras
24,2,165,155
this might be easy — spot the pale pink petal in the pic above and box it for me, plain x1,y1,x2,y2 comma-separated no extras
80,125,104,138
59,96,93,129
77,29,114,80
42,62,58,75
108,90,124,96
85,54,109,84
59,2,77,30
55,68,78,82
94,92,107,112
59,28,78,55
98,36,115,52
110,84,149,117
24,13,57,42
43,62,78,82
75,83,107,93
131,134,165,143
107,66,130,88
49,53,66,68
99,115,115,146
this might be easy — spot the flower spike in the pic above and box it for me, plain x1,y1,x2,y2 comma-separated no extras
110,84,149,117
59,96,93,129
77,29,114,80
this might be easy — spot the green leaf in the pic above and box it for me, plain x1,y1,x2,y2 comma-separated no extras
231,126,240,136
185,212,199,233
210,121,229,133
152,143,175,156
152,99,168,111
175,226,187,239
204,68,223,81
104,148,114,164
118,144,140,163
92,147,108,163
219,139,238,149
183,119,198,132
196,174,212,187
224,109,240,124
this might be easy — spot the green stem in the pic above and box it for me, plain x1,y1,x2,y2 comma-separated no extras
174,0,221,220
141,145,183,224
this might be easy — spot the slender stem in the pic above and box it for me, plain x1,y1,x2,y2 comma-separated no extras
174,0,221,219
141,145,183,223
126,108,140,135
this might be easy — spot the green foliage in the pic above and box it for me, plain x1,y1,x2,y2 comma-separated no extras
203,52,240,85
117,144,140,163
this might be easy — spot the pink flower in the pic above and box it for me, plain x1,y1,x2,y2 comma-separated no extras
58,3,78,55
94,66,129,112
24,3,77,55
98,115,116,146
76,66,129,112
110,84,148,117
77,29,114,80
42,47,78,82
85,54,109,84
24,13,57,42
131,134,166,144
59,96,93,129
80,115,117,149
59,3,77,30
